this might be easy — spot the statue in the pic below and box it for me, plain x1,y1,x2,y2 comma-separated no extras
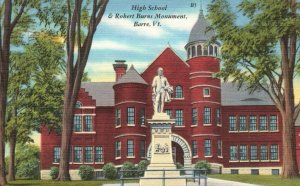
152,67,173,114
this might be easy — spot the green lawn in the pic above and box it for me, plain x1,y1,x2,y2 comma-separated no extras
7,179,138,186
209,174,300,186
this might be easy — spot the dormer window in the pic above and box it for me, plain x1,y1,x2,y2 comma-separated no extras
203,88,210,97
75,101,82,108
214,46,218,56
175,86,183,98
191,46,196,57
209,45,213,55
197,45,202,56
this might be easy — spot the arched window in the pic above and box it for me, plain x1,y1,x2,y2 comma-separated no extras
203,46,208,55
209,45,213,55
187,48,191,58
214,46,218,56
197,45,202,56
75,101,82,108
191,46,196,57
175,86,183,98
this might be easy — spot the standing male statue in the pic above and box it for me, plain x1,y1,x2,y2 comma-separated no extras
152,67,173,114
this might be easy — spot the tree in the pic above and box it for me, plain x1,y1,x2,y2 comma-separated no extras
0,1,33,184
6,32,65,181
207,0,300,178
39,0,109,180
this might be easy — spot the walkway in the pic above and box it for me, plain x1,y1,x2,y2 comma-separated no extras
103,177,260,186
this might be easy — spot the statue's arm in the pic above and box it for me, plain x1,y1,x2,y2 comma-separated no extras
152,77,157,94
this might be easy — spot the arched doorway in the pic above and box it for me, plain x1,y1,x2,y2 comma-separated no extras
147,133,192,168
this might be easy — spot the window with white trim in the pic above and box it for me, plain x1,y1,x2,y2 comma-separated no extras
84,115,93,132
140,108,145,126
192,140,197,157
175,110,183,126
127,107,135,125
75,101,82,108
229,116,237,131
259,116,267,131
53,147,60,163
192,108,197,126
250,145,258,160
204,139,211,156
140,140,145,158
217,139,222,156
74,146,82,162
239,145,247,160
84,146,93,163
216,108,221,125
260,145,268,160
175,86,183,98
115,141,121,158
203,88,210,97
270,144,278,160
73,115,82,132
269,115,278,131
127,139,134,157
239,116,247,131
204,107,211,124
95,146,103,162
115,109,121,126
249,115,257,131
230,145,238,161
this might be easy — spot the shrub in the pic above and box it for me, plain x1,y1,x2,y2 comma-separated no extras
194,160,211,174
176,162,185,175
16,158,40,179
50,167,59,180
103,162,117,179
121,161,137,177
79,165,94,180
136,160,149,176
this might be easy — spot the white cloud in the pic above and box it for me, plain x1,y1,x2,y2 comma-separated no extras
102,16,167,38
85,61,149,82
91,40,145,53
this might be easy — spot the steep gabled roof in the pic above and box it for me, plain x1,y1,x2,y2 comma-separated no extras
81,82,114,106
115,65,148,85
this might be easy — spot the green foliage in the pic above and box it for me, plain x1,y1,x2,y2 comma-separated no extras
14,144,40,179
136,160,149,176
195,160,211,174
121,161,137,178
103,163,117,180
50,167,59,180
79,165,94,181
176,162,184,169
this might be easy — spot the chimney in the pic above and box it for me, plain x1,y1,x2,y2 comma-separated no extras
113,60,127,81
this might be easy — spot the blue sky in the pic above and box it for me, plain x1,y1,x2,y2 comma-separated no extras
85,0,241,82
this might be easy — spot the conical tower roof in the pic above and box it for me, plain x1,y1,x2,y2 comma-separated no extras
115,65,148,85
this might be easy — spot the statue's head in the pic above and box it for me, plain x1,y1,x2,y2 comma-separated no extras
157,67,164,76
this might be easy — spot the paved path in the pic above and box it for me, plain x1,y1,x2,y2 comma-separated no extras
103,178,260,186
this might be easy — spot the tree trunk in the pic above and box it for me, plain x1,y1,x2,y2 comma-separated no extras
0,83,8,185
8,129,17,181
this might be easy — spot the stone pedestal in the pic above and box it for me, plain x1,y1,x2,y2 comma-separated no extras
140,113,186,186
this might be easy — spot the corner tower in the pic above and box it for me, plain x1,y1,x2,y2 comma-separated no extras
186,7,222,164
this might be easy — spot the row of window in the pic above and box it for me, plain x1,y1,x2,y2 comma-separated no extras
73,115,93,132
191,107,221,125
229,144,279,161
229,115,278,132
53,146,103,163
187,44,219,58
115,108,145,126
192,139,223,157
115,140,146,158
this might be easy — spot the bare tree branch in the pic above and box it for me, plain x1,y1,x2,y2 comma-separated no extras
10,0,28,31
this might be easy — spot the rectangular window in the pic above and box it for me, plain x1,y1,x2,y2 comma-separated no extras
239,116,247,131
239,145,247,160
217,139,222,156
84,115,93,132
84,146,93,163
115,109,121,126
259,116,267,131
217,108,221,125
249,115,257,131
204,107,211,124
231,169,239,174
127,140,134,157
192,140,197,157
203,88,210,97
204,139,211,156
95,146,103,162
250,145,258,160
140,108,145,126
140,140,145,157
73,115,82,132
74,146,82,162
115,141,121,158
251,169,259,175
272,169,279,175
270,144,278,160
260,144,268,160
229,116,237,131
175,110,183,126
165,109,172,119
53,147,60,163
269,115,278,131
192,108,197,125
230,145,238,161
127,107,135,125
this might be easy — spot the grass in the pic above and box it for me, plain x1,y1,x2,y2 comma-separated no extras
6,179,138,186
209,174,300,186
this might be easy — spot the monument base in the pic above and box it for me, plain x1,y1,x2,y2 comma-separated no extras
140,168,186,186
